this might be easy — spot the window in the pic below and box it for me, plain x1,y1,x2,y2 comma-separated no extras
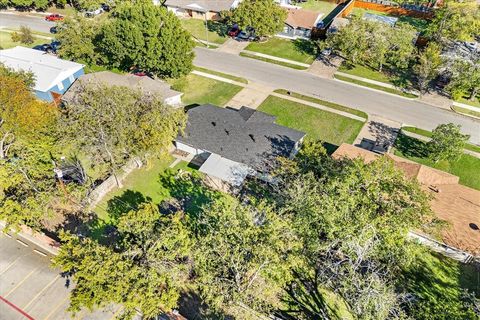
57,81,64,91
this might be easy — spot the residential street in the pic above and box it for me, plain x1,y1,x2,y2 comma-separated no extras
0,12,53,33
194,48,480,144
1,11,478,144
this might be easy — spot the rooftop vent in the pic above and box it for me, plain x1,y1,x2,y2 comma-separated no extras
212,121,216,126
249,134,256,142
225,129,230,135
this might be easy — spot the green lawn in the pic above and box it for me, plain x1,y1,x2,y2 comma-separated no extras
402,250,479,317
193,66,248,84
394,134,480,190
298,0,338,15
245,38,316,64
351,8,430,32
338,63,414,89
168,73,243,106
274,89,367,119
452,105,480,118
257,96,364,145
239,52,308,70
401,126,480,154
335,74,417,98
180,19,228,44
0,31,47,49
456,97,480,108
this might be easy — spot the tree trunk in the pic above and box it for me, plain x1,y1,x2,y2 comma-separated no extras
469,86,478,101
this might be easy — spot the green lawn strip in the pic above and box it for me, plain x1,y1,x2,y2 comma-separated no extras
274,89,367,119
452,105,480,118
402,126,480,153
168,73,243,106
394,134,480,190
0,31,47,49
335,74,418,98
298,0,338,14
240,52,308,70
193,66,248,84
245,37,316,64
194,41,219,49
402,250,479,315
338,63,392,83
257,96,364,145
180,19,227,45
456,97,480,108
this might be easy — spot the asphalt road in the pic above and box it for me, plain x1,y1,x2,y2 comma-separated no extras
1,11,478,144
0,12,54,33
194,48,480,144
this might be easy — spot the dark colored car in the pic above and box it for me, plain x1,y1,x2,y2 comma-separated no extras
236,31,249,41
228,25,240,37
33,43,55,53
101,3,110,11
45,14,64,21
49,26,58,34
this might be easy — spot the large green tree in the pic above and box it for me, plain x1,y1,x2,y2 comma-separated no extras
414,42,443,94
446,58,480,102
99,0,194,78
53,204,191,319
60,83,186,186
191,198,302,319
232,0,287,37
427,0,480,42
428,123,470,163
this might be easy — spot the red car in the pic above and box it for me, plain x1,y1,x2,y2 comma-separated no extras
228,25,240,37
45,14,64,21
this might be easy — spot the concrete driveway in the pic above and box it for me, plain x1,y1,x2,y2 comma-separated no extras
0,233,120,320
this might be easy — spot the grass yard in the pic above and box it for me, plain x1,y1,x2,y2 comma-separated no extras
245,37,317,64
402,250,479,317
335,74,418,98
394,134,480,190
351,8,430,32
274,89,367,119
180,19,228,44
452,105,480,118
239,52,308,70
168,73,243,106
401,126,480,154
298,0,338,15
0,31,46,49
193,66,248,84
257,96,364,145
456,96,480,108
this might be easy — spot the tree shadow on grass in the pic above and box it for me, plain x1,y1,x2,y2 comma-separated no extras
292,38,318,57
394,134,430,158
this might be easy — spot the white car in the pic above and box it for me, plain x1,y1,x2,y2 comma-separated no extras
85,7,104,17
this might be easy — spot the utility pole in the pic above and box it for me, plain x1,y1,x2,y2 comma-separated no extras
204,11,209,48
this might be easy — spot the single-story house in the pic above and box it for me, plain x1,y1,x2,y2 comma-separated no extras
161,0,241,20
278,8,323,39
62,71,183,106
332,143,480,258
0,46,84,102
175,104,306,187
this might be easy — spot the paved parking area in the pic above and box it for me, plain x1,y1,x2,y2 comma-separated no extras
0,233,121,320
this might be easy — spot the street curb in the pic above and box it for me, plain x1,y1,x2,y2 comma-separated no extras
0,221,60,256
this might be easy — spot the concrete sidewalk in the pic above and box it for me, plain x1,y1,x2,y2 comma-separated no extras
226,83,273,109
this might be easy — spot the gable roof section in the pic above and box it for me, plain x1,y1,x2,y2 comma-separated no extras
62,71,181,102
177,104,306,170
285,8,322,29
164,0,237,12
0,46,84,92
332,143,480,256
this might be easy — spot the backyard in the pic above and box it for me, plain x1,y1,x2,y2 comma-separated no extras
168,73,243,106
257,96,364,146
245,37,317,64
298,0,338,15
394,134,480,190
351,8,430,32
180,18,228,45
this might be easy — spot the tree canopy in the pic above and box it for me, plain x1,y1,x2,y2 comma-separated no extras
428,123,470,163
232,0,288,37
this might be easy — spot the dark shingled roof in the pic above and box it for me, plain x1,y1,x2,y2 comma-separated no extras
177,105,306,170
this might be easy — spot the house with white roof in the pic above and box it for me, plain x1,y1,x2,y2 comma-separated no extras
161,0,242,20
0,46,84,102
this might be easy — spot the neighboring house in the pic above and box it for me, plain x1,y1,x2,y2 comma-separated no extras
0,46,84,102
175,104,305,187
332,143,480,258
161,0,241,20
279,8,323,39
62,71,183,107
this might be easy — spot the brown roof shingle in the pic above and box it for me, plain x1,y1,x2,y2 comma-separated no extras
285,8,321,29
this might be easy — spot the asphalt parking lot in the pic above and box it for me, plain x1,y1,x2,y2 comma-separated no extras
0,233,121,320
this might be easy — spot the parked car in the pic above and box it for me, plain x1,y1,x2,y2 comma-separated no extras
49,26,58,34
236,27,256,41
228,25,240,37
33,43,55,53
101,3,110,11
85,7,104,17
50,40,61,51
45,14,64,21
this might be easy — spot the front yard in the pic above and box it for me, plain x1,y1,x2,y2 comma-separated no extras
245,38,317,64
168,73,243,106
394,134,480,190
298,0,338,14
0,30,46,49
180,19,228,45
257,96,364,146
